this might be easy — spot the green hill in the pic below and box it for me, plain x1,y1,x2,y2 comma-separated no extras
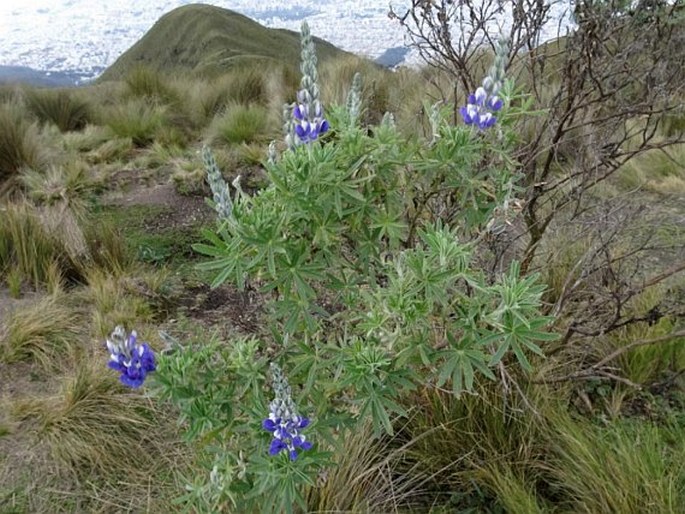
100,4,352,80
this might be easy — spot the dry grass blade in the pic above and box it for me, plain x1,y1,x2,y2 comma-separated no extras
0,293,82,369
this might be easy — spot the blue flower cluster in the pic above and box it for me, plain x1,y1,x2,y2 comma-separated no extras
461,37,509,130
287,21,329,146
460,86,503,130
106,326,156,388
262,363,313,460
293,90,330,144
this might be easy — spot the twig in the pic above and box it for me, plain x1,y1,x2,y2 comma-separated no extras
536,329,685,385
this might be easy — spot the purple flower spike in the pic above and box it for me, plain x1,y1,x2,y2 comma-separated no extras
263,363,313,461
292,96,328,145
105,326,156,388
461,86,504,131
460,62,508,131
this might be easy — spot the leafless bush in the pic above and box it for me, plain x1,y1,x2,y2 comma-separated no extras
392,0,685,386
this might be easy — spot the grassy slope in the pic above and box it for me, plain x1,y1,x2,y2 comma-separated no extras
100,4,351,80
1,11,684,511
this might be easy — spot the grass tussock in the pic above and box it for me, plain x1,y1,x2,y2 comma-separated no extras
82,218,133,274
0,201,76,287
305,422,426,512
223,65,269,105
11,365,158,475
103,99,167,147
662,107,685,138
61,124,112,153
20,160,91,209
382,383,685,512
0,293,82,369
0,102,44,187
123,65,181,105
0,200,132,288
84,268,155,338
172,166,206,196
86,135,134,164
616,143,685,193
24,88,92,132
609,286,685,386
546,410,685,514
7,363,186,512
208,102,269,145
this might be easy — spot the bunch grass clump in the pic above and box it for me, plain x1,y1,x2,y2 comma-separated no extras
103,99,167,147
123,65,181,105
86,136,134,164
208,102,269,145
81,218,133,274
222,65,269,106
609,286,685,385
386,383,685,511
10,363,174,483
0,102,44,186
84,268,154,338
0,201,77,288
304,422,424,512
616,143,685,193
0,293,82,369
20,160,91,209
24,88,92,132
545,410,685,513
62,124,112,153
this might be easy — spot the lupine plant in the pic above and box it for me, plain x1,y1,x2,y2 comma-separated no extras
150,22,555,513
202,145,233,221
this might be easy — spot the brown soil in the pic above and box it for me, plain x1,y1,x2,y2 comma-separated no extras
108,182,216,232
173,282,264,336
110,179,266,336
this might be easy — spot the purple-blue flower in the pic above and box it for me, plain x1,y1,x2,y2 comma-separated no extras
292,90,329,144
285,21,330,147
263,363,313,460
460,86,503,130
106,326,156,388
263,414,313,461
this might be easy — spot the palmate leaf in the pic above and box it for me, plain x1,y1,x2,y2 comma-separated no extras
437,332,497,396
370,207,408,249
489,317,554,370
273,242,326,303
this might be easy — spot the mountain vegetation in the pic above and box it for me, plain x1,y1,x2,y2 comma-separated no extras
0,2,684,513
100,4,352,80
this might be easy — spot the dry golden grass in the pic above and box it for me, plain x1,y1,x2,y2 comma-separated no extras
305,421,428,513
0,293,82,369
6,361,190,512
83,268,155,338
0,201,73,288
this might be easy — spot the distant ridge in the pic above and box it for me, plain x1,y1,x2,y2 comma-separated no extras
100,4,352,80
0,65,98,88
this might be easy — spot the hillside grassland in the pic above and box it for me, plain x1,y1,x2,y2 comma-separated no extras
1,5,685,513
99,4,353,80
